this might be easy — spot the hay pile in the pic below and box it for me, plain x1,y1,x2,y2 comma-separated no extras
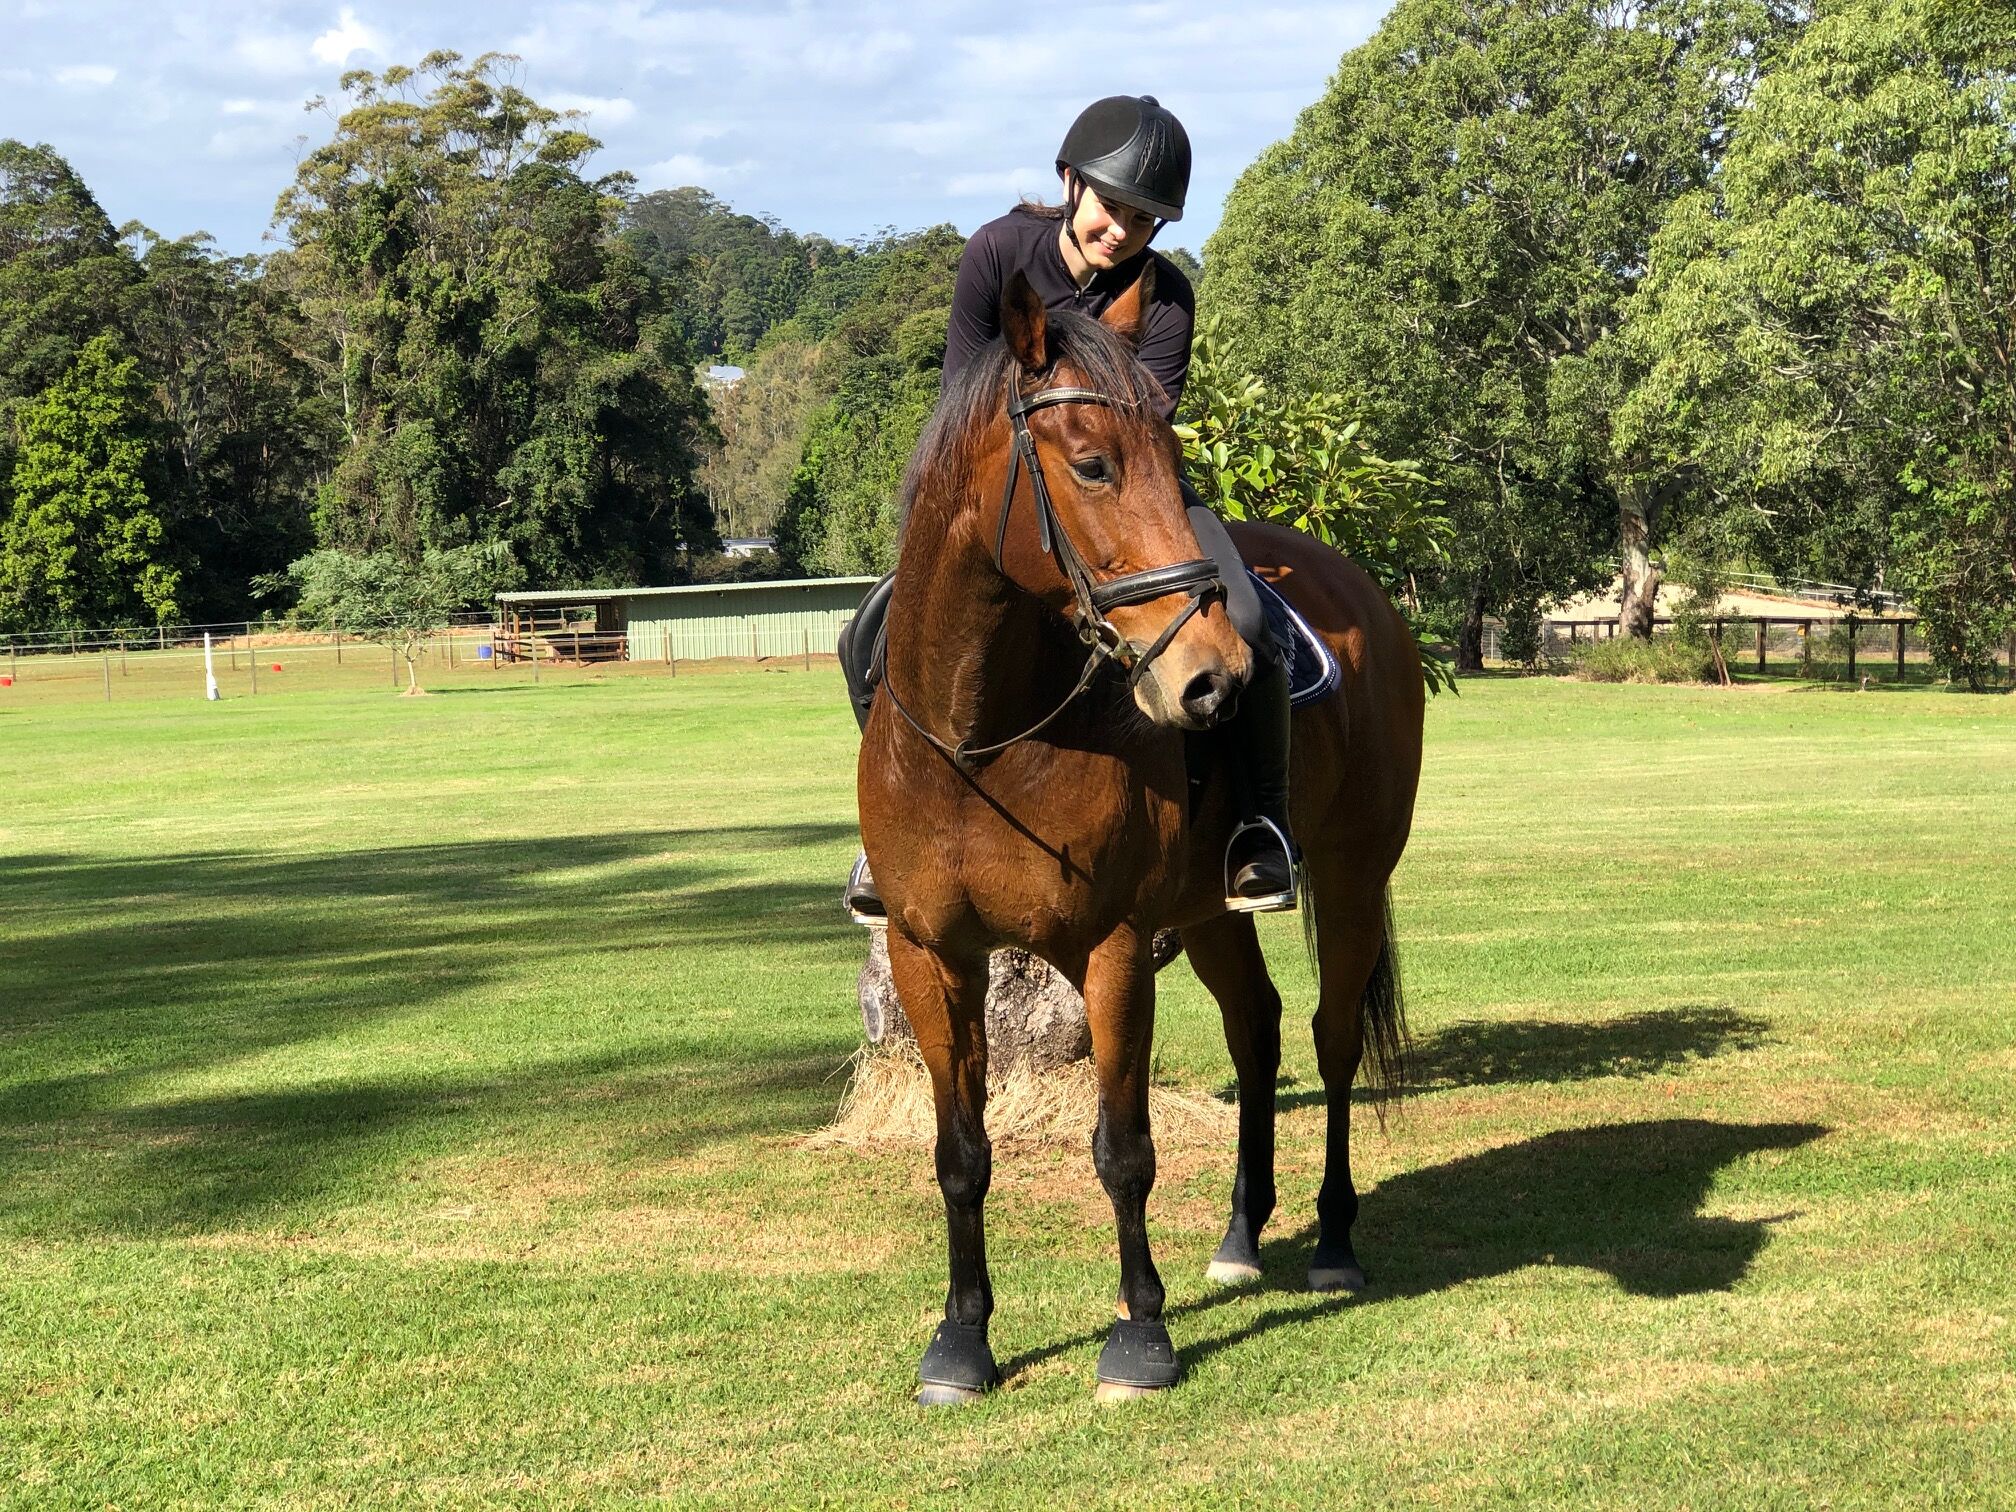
807,1040,1236,1151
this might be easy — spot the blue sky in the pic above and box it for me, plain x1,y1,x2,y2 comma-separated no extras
0,1,1390,256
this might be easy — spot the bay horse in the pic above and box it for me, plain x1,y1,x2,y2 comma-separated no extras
857,266,1423,1404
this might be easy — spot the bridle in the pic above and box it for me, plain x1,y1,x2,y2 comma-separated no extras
883,379,1224,774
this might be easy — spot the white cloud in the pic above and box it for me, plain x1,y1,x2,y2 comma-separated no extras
54,63,117,87
548,92,636,127
639,153,756,190
233,32,309,77
311,8,384,67
220,98,260,116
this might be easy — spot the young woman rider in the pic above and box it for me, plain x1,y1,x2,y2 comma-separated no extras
841,93,1298,919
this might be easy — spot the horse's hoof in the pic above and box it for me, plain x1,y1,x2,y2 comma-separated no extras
1308,1264,1367,1293
1094,1379,1170,1404
917,1381,989,1407
1205,1257,1263,1285
1095,1317,1179,1398
918,1319,999,1405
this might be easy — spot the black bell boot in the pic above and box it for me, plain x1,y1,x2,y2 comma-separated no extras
1224,652,1299,913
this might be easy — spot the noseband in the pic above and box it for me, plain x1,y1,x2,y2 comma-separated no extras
884,380,1225,774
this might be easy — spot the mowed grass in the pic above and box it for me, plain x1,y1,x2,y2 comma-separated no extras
2,667,2013,1508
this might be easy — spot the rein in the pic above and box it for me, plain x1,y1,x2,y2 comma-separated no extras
883,380,1224,774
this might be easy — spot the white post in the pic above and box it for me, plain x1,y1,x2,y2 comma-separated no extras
203,632,220,701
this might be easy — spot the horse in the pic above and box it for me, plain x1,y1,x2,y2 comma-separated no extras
856,265,1424,1404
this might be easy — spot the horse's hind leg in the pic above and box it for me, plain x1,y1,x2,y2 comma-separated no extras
1307,866,1400,1293
1081,924,1180,1401
1182,911,1283,1284
885,929,999,1405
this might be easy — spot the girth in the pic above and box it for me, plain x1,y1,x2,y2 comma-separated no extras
882,380,1225,774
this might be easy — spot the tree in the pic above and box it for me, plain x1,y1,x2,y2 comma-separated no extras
275,52,715,582
1204,0,1800,659
623,187,835,359
1176,318,1455,689
1622,0,2016,689
263,542,514,692
0,334,177,631
698,335,823,538
770,226,965,576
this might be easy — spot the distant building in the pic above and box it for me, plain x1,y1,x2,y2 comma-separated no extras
722,536,775,558
494,576,875,664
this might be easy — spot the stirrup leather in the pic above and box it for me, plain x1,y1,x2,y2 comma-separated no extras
1223,817,1299,914
844,852,887,929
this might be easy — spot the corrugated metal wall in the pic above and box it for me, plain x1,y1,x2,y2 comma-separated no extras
624,582,874,661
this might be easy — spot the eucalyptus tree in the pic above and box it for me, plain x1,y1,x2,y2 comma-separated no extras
1205,0,1800,653
1621,0,2016,688
275,52,715,584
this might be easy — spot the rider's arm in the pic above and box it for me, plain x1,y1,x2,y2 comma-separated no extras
942,224,1005,394
1137,254,1197,424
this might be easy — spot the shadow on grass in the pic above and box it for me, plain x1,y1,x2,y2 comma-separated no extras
1251,1004,1771,1112
0,825,864,1234
999,1116,1825,1383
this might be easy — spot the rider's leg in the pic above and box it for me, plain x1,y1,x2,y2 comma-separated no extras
841,573,897,923
1185,494,1298,912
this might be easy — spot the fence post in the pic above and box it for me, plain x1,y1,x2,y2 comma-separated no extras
335,622,342,665
250,654,258,695
392,643,399,688
102,653,110,702
803,628,810,671
1895,621,1906,679
1756,620,1767,674
1799,620,1813,678
1845,613,1857,682
749,618,759,662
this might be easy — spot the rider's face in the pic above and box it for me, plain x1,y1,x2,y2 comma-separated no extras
1068,176,1157,268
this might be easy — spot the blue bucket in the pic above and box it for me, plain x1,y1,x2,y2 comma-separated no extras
477,644,494,661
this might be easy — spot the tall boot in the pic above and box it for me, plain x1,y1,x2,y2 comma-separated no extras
841,573,897,925
1224,651,1299,912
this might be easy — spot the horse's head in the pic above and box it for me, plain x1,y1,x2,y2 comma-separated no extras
990,265,1251,730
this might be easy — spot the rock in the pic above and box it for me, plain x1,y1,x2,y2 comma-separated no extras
858,930,1185,1074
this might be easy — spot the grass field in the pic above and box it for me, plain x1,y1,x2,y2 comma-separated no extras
3,667,2013,1508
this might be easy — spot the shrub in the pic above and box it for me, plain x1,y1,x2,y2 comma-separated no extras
1570,633,1720,684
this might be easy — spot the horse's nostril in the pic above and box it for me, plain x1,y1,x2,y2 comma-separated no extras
1181,668,1234,723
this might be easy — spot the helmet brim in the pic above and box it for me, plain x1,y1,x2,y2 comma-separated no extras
1068,168,1183,223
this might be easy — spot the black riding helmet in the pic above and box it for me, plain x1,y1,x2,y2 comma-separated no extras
1056,94,1191,223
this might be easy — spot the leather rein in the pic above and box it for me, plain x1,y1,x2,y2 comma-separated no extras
882,381,1224,774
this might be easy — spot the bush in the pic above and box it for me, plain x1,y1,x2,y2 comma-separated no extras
1570,633,1720,684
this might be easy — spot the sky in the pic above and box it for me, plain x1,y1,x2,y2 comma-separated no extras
0,0,1392,257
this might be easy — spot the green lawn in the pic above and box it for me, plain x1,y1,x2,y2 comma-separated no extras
3,668,2012,1508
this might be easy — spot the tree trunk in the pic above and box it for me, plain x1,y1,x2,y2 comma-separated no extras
859,929,1183,1074
1617,483,1663,640
1456,587,1488,672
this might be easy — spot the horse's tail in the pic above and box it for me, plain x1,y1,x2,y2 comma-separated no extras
1359,888,1412,1125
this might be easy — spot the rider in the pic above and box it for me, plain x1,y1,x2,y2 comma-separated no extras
841,93,1298,919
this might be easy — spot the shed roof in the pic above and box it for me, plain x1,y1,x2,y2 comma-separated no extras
496,576,878,607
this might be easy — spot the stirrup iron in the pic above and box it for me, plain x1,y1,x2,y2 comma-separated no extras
1223,817,1299,914
844,852,887,929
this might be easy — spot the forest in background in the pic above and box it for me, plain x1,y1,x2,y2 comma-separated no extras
3,0,2013,688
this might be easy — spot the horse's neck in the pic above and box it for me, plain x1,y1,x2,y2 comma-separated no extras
886,515,1058,751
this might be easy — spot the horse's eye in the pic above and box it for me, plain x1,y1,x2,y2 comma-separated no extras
1070,456,1110,484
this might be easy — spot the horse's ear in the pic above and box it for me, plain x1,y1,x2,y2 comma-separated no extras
1001,268,1048,371
1099,260,1156,347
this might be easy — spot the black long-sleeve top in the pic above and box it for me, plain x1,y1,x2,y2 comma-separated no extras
942,208,1197,423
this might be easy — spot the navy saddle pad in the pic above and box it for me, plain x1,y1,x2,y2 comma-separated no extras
1250,569,1341,708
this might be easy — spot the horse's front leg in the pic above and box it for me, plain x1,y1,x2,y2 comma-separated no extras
886,928,998,1405
1081,923,1180,1401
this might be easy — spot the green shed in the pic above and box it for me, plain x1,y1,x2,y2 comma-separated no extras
495,577,879,664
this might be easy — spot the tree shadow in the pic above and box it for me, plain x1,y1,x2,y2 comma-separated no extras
1253,1004,1771,1111
999,1117,1824,1382
0,825,864,1234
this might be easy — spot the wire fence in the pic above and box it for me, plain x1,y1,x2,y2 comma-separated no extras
0,618,850,709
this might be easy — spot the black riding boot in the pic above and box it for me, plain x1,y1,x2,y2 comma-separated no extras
1224,650,1299,912
841,574,896,925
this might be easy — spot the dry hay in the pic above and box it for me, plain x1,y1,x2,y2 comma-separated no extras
806,1041,1236,1151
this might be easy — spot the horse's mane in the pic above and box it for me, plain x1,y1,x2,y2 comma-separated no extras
900,310,1169,530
